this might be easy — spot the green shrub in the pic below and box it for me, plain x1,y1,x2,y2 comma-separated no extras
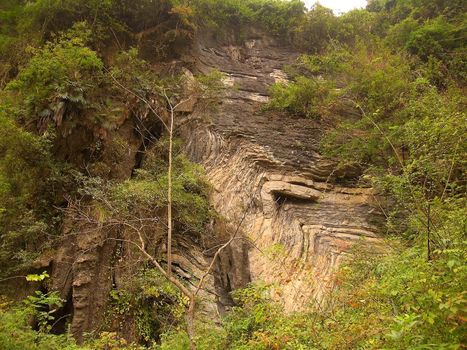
0,110,65,276
177,0,305,37
268,76,335,119
406,17,456,61
0,289,84,350
105,268,188,345
314,237,466,349
292,4,336,53
110,142,212,234
6,22,103,117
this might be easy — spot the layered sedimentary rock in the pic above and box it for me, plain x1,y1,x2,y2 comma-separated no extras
183,31,384,309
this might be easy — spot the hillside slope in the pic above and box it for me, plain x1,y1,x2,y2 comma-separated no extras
0,1,465,349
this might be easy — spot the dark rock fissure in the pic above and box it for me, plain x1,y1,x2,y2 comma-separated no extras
51,288,74,335
132,119,164,176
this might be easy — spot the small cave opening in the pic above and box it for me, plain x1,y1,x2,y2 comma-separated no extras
272,191,317,208
274,193,288,207
29,285,73,335
132,119,165,176
50,289,74,335
214,262,236,315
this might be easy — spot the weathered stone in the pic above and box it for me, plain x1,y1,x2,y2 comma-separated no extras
182,30,384,309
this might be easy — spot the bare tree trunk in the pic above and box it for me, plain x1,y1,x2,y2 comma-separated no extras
427,203,431,261
167,105,174,277
186,297,196,350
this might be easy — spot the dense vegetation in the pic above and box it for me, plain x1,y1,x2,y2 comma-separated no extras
0,0,465,349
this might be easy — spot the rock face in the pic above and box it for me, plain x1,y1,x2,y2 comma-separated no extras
45,30,384,341
182,31,384,309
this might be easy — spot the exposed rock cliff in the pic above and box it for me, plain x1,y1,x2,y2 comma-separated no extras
43,30,383,341
183,32,384,310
